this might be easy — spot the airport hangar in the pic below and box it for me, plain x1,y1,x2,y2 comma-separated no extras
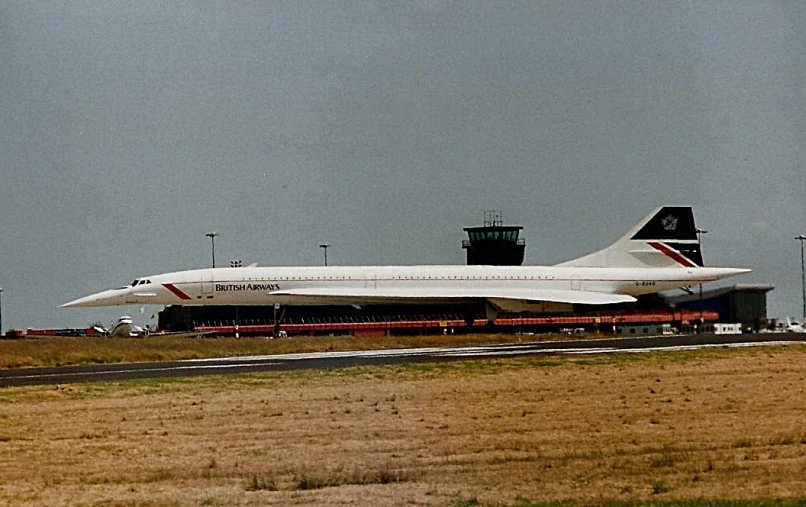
158,213,773,337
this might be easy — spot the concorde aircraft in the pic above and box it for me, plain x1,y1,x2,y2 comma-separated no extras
61,206,750,320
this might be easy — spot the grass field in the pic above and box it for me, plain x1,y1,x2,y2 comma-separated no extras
0,341,805,506
0,333,554,369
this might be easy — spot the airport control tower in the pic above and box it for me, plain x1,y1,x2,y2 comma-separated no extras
462,210,526,265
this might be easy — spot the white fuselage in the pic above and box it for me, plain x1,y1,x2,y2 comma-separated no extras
61,264,749,309
61,206,752,315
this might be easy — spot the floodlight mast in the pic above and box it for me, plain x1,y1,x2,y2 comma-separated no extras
319,243,329,266
205,232,219,268
696,228,708,331
797,235,806,321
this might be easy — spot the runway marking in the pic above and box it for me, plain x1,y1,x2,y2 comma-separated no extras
1,337,803,386
182,339,804,362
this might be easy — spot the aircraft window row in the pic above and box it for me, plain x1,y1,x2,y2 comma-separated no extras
239,277,358,281
388,276,553,280
131,279,153,286
467,231,519,242
275,277,354,281
224,275,556,282
231,276,556,281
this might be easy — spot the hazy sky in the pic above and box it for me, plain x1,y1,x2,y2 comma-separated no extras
1,1,804,331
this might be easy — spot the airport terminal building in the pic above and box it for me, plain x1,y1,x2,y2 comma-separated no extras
666,284,774,327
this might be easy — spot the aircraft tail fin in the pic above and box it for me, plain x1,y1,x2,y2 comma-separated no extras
556,206,703,268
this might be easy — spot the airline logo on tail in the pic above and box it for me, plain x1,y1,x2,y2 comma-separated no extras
557,206,704,269
630,206,702,268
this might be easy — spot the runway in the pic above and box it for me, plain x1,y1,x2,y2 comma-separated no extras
1,333,804,387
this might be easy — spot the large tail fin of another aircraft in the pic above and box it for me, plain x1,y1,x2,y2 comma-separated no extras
556,206,703,268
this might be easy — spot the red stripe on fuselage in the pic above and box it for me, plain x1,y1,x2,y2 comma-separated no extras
648,242,696,267
163,283,192,300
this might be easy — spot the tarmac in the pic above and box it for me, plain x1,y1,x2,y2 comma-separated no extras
1,333,804,387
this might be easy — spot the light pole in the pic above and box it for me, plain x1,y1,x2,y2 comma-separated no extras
797,235,806,321
696,228,708,266
205,232,219,268
696,228,708,331
319,243,329,266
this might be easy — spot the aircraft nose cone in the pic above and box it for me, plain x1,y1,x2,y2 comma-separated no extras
60,297,92,308
60,295,99,308
60,289,126,308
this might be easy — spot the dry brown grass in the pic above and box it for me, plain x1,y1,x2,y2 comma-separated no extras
0,332,563,369
1,345,805,506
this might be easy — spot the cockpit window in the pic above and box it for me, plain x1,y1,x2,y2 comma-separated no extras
131,279,140,287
